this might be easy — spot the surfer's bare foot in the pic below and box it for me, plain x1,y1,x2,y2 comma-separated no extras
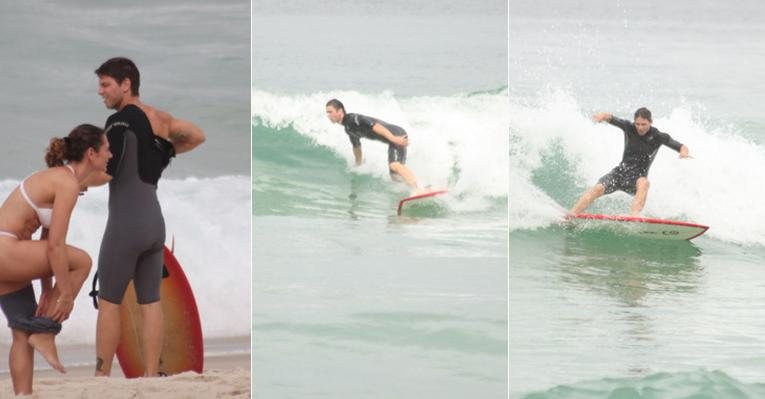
28,333,66,373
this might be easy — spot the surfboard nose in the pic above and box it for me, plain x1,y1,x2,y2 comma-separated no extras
397,189,448,215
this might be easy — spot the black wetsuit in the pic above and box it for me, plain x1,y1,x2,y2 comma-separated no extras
97,104,175,304
598,116,684,195
342,113,408,164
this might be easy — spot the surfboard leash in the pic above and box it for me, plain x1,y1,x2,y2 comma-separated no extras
87,266,171,311
89,272,100,310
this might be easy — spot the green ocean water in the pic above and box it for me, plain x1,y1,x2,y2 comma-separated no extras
253,115,508,397
511,0,765,397
511,227,765,397
252,0,507,396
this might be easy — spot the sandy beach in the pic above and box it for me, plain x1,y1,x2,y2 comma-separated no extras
0,337,251,397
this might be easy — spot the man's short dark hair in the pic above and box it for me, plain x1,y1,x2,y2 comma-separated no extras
326,98,345,112
95,57,140,96
634,107,652,122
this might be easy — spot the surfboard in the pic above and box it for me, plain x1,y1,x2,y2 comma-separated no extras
115,246,204,378
567,213,709,241
397,189,448,215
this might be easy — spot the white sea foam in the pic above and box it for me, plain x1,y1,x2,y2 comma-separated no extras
510,89,765,246
252,88,509,212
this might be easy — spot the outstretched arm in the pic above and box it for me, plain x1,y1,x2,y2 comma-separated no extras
593,112,631,130
168,117,206,154
592,112,613,123
663,133,691,159
352,146,362,166
372,123,408,147
81,171,112,188
679,144,691,158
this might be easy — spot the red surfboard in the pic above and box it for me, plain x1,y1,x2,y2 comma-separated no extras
568,213,709,241
397,189,448,215
116,246,204,378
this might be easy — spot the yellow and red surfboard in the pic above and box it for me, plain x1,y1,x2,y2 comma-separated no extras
115,246,203,378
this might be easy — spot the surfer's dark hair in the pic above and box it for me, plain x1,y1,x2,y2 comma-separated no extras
326,99,345,113
95,57,140,96
634,107,652,122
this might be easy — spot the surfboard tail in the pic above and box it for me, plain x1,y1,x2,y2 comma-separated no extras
116,246,204,378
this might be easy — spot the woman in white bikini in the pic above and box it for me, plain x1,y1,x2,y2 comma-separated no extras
0,123,111,395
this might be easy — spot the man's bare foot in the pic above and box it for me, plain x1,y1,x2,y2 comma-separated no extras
28,333,66,373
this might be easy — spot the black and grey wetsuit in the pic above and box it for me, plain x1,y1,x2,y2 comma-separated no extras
598,116,684,195
97,104,175,304
342,113,408,164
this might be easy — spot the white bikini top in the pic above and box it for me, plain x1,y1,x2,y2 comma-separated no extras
19,165,75,229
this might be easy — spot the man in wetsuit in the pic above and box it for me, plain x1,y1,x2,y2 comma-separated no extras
570,107,690,216
325,99,425,194
91,57,205,377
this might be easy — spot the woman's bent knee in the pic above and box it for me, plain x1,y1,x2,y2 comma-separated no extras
68,246,92,272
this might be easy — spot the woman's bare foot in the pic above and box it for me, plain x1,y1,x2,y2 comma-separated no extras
28,333,66,373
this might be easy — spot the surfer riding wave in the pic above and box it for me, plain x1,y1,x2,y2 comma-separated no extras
326,98,430,195
569,107,691,216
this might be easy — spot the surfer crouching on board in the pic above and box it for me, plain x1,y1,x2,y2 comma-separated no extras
91,57,205,377
325,99,427,195
0,124,112,395
570,107,691,216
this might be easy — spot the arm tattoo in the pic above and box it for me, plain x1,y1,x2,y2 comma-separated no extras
169,131,188,142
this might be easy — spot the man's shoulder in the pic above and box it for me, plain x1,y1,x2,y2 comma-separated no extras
347,113,378,121
345,113,365,121
148,107,173,131
105,109,132,133
649,126,669,137
107,103,161,134
343,113,361,127
349,113,380,128
108,104,145,123
609,116,633,129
